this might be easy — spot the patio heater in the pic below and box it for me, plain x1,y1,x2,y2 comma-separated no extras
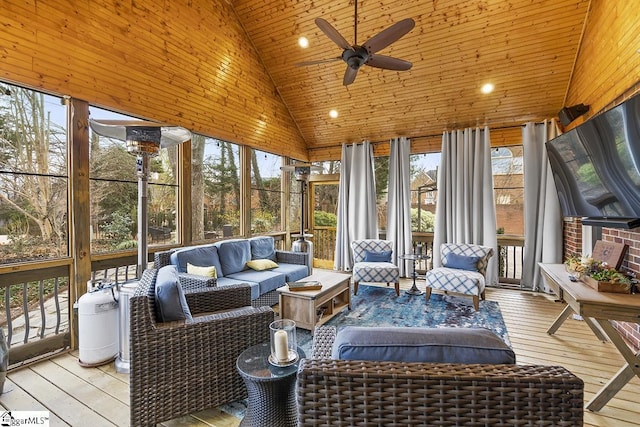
89,119,192,278
282,164,321,274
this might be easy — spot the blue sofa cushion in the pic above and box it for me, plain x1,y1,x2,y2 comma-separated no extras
444,253,481,272
170,244,222,275
215,276,261,300
155,266,193,322
249,236,277,261
226,270,285,296
273,263,309,282
217,240,252,276
331,326,515,364
364,250,392,262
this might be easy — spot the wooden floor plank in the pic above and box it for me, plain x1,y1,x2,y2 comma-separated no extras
5,367,117,426
1,279,637,426
0,378,69,425
30,359,130,426
53,353,129,404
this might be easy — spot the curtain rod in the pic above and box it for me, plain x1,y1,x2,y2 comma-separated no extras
308,123,531,152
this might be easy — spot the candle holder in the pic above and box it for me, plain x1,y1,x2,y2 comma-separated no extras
268,319,298,366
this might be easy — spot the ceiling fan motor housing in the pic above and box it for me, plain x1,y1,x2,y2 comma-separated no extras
342,46,369,69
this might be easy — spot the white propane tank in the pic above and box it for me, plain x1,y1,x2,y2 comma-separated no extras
78,280,119,367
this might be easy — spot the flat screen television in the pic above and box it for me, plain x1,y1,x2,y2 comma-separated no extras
546,92,640,228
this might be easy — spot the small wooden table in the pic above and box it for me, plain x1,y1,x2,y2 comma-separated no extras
277,270,351,331
539,263,640,411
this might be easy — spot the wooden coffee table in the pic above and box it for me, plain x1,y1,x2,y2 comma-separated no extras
277,270,351,331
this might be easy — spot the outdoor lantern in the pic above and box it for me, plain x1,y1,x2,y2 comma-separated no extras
269,319,298,365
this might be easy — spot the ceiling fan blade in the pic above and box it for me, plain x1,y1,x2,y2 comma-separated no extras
366,54,413,71
295,57,342,67
343,66,358,86
363,18,415,54
315,18,353,51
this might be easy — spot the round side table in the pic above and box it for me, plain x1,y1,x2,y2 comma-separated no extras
398,253,430,295
236,342,306,427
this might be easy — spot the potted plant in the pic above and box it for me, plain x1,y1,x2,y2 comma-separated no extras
565,254,632,293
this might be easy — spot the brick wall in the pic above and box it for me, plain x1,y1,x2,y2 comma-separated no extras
599,227,640,351
562,218,583,259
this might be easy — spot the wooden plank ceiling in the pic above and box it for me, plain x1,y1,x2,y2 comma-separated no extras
231,0,591,152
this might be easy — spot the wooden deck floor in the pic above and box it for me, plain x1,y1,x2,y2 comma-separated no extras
1,279,638,426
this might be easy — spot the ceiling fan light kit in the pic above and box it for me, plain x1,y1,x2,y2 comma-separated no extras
305,2,415,86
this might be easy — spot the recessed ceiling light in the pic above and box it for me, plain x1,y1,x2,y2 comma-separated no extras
329,109,339,118
481,83,495,94
298,37,309,48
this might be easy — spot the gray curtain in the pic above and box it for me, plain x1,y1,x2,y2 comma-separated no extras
387,137,412,276
433,126,499,285
334,141,378,271
521,120,563,292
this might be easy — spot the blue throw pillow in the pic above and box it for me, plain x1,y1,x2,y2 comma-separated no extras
155,265,193,322
445,253,480,271
363,250,392,262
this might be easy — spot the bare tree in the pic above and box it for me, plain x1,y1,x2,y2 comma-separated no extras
191,134,206,240
0,87,67,254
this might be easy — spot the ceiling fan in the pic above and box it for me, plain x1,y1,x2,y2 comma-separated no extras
298,2,415,86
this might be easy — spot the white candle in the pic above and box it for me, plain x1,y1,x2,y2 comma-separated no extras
274,329,289,362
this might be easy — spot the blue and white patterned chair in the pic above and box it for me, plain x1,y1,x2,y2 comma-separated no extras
425,243,494,310
351,239,400,296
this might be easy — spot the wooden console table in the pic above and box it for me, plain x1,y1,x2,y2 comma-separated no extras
539,263,640,411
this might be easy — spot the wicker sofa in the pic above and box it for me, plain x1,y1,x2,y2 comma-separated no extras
297,326,584,426
129,268,275,427
154,236,309,306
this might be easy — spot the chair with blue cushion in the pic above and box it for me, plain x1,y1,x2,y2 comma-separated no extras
425,243,494,310
351,239,400,296
129,267,275,426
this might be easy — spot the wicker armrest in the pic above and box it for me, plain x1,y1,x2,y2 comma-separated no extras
276,250,308,265
178,272,217,290
311,326,337,359
153,249,175,268
190,305,273,324
184,283,252,314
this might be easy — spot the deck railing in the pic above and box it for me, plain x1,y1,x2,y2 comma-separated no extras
0,260,72,369
315,230,523,284
1,231,522,368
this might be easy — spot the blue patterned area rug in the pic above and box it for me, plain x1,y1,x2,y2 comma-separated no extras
296,284,510,355
220,284,509,420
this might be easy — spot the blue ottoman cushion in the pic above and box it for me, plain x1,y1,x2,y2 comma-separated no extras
331,326,515,364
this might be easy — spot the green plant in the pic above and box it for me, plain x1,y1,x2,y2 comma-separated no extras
100,211,135,248
410,208,434,231
565,253,632,289
314,210,337,227
116,239,138,250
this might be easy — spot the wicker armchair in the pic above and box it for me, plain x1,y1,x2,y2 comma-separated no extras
130,269,275,427
298,326,584,426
